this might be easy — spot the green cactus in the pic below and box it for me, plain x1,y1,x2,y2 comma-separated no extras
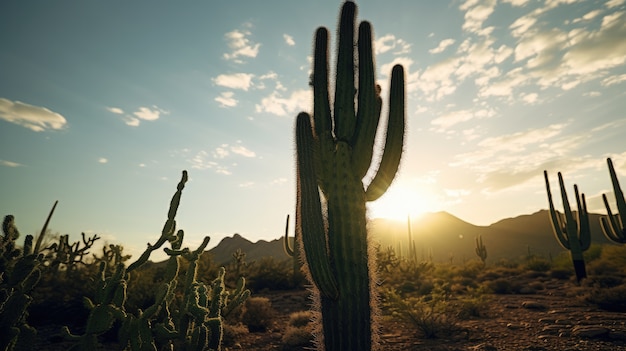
475,235,487,265
600,158,626,244
295,1,405,349
544,170,591,283
0,201,58,351
60,171,249,351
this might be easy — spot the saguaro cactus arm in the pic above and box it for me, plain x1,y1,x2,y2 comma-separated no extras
283,214,294,257
600,158,626,243
296,113,339,299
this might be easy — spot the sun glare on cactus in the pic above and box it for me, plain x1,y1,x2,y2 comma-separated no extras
367,181,437,222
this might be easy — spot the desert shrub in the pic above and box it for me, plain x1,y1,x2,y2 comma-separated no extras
222,323,248,347
281,310,315,349
528,281,545,291
550,251,573,270
493,258,519,269
478,266,521,282
282,326,314,350
549,268,572,280
288,310,313,328
586,245,626,278
246,257,293,292
525,257,552,272
584,284,626,312
383,284,467,339
485,278,521,294
583,244,604,263
454,286,490,319
242,297,275,332
457,259,485,279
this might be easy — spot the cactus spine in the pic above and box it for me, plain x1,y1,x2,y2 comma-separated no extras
544,171,591,283
600,158,626,244
295,1,405,349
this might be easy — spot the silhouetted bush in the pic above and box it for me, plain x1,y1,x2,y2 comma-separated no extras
242,297,275,332
246,257,293,292
281,310,315,349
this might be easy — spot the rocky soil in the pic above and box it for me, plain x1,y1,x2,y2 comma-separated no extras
230,280,626,351
32,277,626,350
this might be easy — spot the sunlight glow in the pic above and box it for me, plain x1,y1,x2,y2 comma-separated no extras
367,179,441,221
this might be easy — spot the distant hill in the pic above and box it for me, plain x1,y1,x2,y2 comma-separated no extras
207,233,290,266
184,210,615,266
369,210,614,262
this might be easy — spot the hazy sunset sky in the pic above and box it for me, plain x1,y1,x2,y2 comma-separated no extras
1,0,625,260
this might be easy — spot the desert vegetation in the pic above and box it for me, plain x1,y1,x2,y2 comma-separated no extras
3,212,626,351
2,1,626,351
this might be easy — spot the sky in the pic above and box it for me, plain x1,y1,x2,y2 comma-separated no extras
1,0,626,261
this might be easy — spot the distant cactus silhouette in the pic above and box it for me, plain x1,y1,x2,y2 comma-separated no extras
295,1,405,349
600,158,626,244
544,171,590,283
475,235,487,265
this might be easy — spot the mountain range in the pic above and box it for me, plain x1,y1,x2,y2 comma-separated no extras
205,210,615,266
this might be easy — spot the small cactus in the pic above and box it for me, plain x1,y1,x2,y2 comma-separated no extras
475,235,487,265
600,158,626,244
544,170,591,283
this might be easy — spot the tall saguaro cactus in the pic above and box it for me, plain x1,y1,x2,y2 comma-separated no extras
600,158,626,244
295,1,405,349
544,171,591,283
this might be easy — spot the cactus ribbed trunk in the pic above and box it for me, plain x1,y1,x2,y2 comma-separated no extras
320,144,371,349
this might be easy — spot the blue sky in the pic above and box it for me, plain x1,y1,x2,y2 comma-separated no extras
1,0,625,261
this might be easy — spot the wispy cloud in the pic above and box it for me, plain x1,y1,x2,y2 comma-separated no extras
431,107,497,131
448,122,610,193
460,0,497,34
283,34,295,46
106,107,124,114
215,91,238,107
213,73,254,90
0,160,23,167
255,89,311,116
0,98,67,132
186,142,256,175
133,106,162,121
374,34,411,55
223,26,261,63
98,157,108,164
107,105,167,127
429,39,456,54
231,143,256,158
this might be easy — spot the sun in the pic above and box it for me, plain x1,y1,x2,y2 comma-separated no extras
367,181,439,221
